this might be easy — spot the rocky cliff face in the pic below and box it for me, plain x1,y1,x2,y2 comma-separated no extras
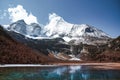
96,36,120,62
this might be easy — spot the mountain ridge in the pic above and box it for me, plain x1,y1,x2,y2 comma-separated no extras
0,25,60,64
5,13,111,45
1,24,120,62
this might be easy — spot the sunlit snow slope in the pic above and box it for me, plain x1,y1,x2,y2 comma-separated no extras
6,13,110,43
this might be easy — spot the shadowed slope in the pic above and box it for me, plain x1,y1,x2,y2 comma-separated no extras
0,25,58,64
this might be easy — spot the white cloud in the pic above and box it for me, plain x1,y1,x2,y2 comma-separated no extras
8,5,38,24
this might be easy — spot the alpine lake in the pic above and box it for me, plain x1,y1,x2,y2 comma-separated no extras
0,65,120,80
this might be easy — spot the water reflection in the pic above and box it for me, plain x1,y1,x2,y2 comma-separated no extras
52,67,67,75
69,66,81,73
0,65,120,80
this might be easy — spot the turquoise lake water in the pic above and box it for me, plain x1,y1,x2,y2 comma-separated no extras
0,65,120,80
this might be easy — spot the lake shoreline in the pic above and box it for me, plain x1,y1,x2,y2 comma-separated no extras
0,63,120,69
54,62,120,69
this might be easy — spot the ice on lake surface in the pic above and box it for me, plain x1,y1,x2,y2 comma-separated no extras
0,65,120,80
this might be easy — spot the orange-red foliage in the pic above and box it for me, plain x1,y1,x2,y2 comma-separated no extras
0,26,58,64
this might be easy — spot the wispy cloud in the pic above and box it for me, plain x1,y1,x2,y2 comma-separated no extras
8,5,38,24
0,10,8,19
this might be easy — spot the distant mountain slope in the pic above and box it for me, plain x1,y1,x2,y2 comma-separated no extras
96,36,120,62
0,25,57,64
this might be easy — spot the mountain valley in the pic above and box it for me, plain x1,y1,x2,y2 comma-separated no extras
0,14,120,63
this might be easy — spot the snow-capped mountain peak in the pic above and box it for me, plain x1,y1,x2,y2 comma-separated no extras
70,24,110,38
49,13,64,22
44,13,110,40
44,13,73,37
8,19,43,37
9,19,27,34
6,13,110,44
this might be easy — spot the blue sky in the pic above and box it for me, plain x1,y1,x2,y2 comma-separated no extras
0,0,120,37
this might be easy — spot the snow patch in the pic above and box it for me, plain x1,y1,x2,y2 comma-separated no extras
69,57,81,61
69,55,81,61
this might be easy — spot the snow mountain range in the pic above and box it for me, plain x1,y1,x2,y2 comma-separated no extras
5,13,110,44
2,13,118,61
